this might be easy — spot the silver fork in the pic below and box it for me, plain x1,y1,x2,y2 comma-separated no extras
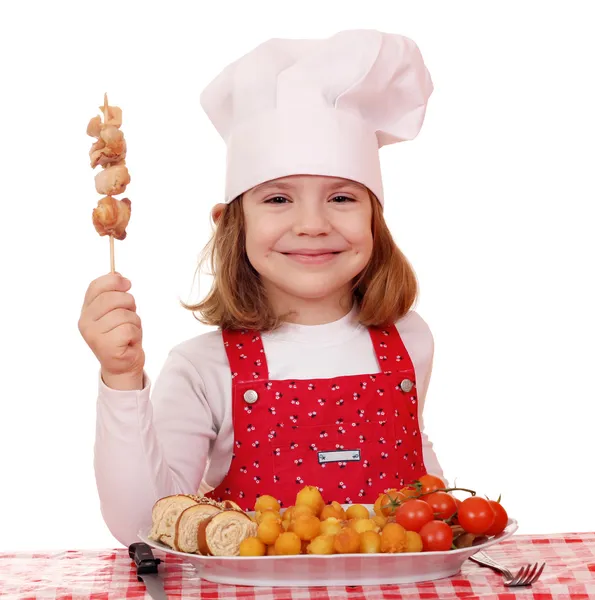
470,551,545,587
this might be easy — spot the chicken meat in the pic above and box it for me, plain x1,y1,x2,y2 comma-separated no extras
87,96,131,243
92,195,131,240
89,125,127,168
94,162,131,196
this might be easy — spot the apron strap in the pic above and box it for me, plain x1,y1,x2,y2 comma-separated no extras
222,323,413,381
368,323,414,374
221,329,270,381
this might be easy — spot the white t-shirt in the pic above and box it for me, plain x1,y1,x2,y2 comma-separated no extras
94,306,444,546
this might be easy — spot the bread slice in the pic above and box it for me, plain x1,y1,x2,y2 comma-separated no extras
222,499,243,511
197,510,257,556
148,495,180,541
188,493,241,512
174,504,221,553
194,496,227,509
148,494,199,548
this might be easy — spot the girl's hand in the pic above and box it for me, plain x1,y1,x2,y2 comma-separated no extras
78,272,145,390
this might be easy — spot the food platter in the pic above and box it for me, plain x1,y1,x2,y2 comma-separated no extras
137,506,518,587
138,517,518,587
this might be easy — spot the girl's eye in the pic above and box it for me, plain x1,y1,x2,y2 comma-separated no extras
264,196,290,204
263,195,355,204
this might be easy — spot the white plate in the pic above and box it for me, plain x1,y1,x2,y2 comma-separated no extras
138,509,518,587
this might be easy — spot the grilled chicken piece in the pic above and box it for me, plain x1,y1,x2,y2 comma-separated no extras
99,104,123,128
90,125,127,168
94,163,130,196
86,115,103,138
92,195,131,240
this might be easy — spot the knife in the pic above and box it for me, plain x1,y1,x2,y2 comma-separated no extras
129,542,168,600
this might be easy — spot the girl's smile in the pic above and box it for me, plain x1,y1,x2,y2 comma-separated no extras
280,248,345,265
283,252,339,265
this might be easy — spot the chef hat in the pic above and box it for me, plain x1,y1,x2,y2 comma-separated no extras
200,29,433,206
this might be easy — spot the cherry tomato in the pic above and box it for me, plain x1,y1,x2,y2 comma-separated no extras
419,520,454,552
380,490,407,516
458,497,495,535
395,499,434,532
399,486,419,501
423,492,457,520
484,501,508,536
418,474,446,495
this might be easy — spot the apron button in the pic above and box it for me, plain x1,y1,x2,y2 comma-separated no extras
244,390,259,404
400,379,414,393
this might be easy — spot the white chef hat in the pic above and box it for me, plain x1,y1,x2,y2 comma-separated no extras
200,29,433,206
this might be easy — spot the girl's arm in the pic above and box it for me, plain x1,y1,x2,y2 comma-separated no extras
417,340,448,485
421,429,446,482
93,349,216,547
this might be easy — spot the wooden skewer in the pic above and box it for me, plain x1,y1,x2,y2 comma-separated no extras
103,92,116,274
110,235,115,273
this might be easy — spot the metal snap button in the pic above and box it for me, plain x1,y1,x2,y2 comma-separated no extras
243,390,259,404
400,379,414,393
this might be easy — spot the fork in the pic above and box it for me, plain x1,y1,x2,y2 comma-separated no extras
470,551,545,587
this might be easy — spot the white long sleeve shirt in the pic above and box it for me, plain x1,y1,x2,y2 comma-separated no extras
94,307,444,546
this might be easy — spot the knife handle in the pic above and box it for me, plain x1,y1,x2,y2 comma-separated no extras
129,542,162,575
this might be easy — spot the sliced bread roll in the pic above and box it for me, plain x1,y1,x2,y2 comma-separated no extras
149,494,199,548
222,499,243,511
149,495,181,541
174,504,221,553
195,496,227,510
197,510,257,556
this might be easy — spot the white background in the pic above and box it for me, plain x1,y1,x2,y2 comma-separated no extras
0,1,593,552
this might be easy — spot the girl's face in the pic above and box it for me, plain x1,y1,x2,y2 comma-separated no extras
241,175,374,309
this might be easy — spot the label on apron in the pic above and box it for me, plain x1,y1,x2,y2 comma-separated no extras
318,449,361,464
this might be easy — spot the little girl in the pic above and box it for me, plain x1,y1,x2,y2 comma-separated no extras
79,29,445,546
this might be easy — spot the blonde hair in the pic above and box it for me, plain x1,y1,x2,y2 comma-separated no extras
181,191,418,331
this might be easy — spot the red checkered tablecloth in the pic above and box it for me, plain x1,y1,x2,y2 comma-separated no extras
0,533,594,599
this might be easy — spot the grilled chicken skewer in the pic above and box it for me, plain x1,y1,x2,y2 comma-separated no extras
86,93,132,272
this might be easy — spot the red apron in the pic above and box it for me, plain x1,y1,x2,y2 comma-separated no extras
206,324,427,510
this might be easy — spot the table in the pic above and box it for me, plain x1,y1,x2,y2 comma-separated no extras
0,532,594,599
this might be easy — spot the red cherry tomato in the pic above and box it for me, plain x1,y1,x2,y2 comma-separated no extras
419,520,454,552
484,501,508,536
423,492,457,520
458,497,496,535
418,474,446,495
395,499,434,532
